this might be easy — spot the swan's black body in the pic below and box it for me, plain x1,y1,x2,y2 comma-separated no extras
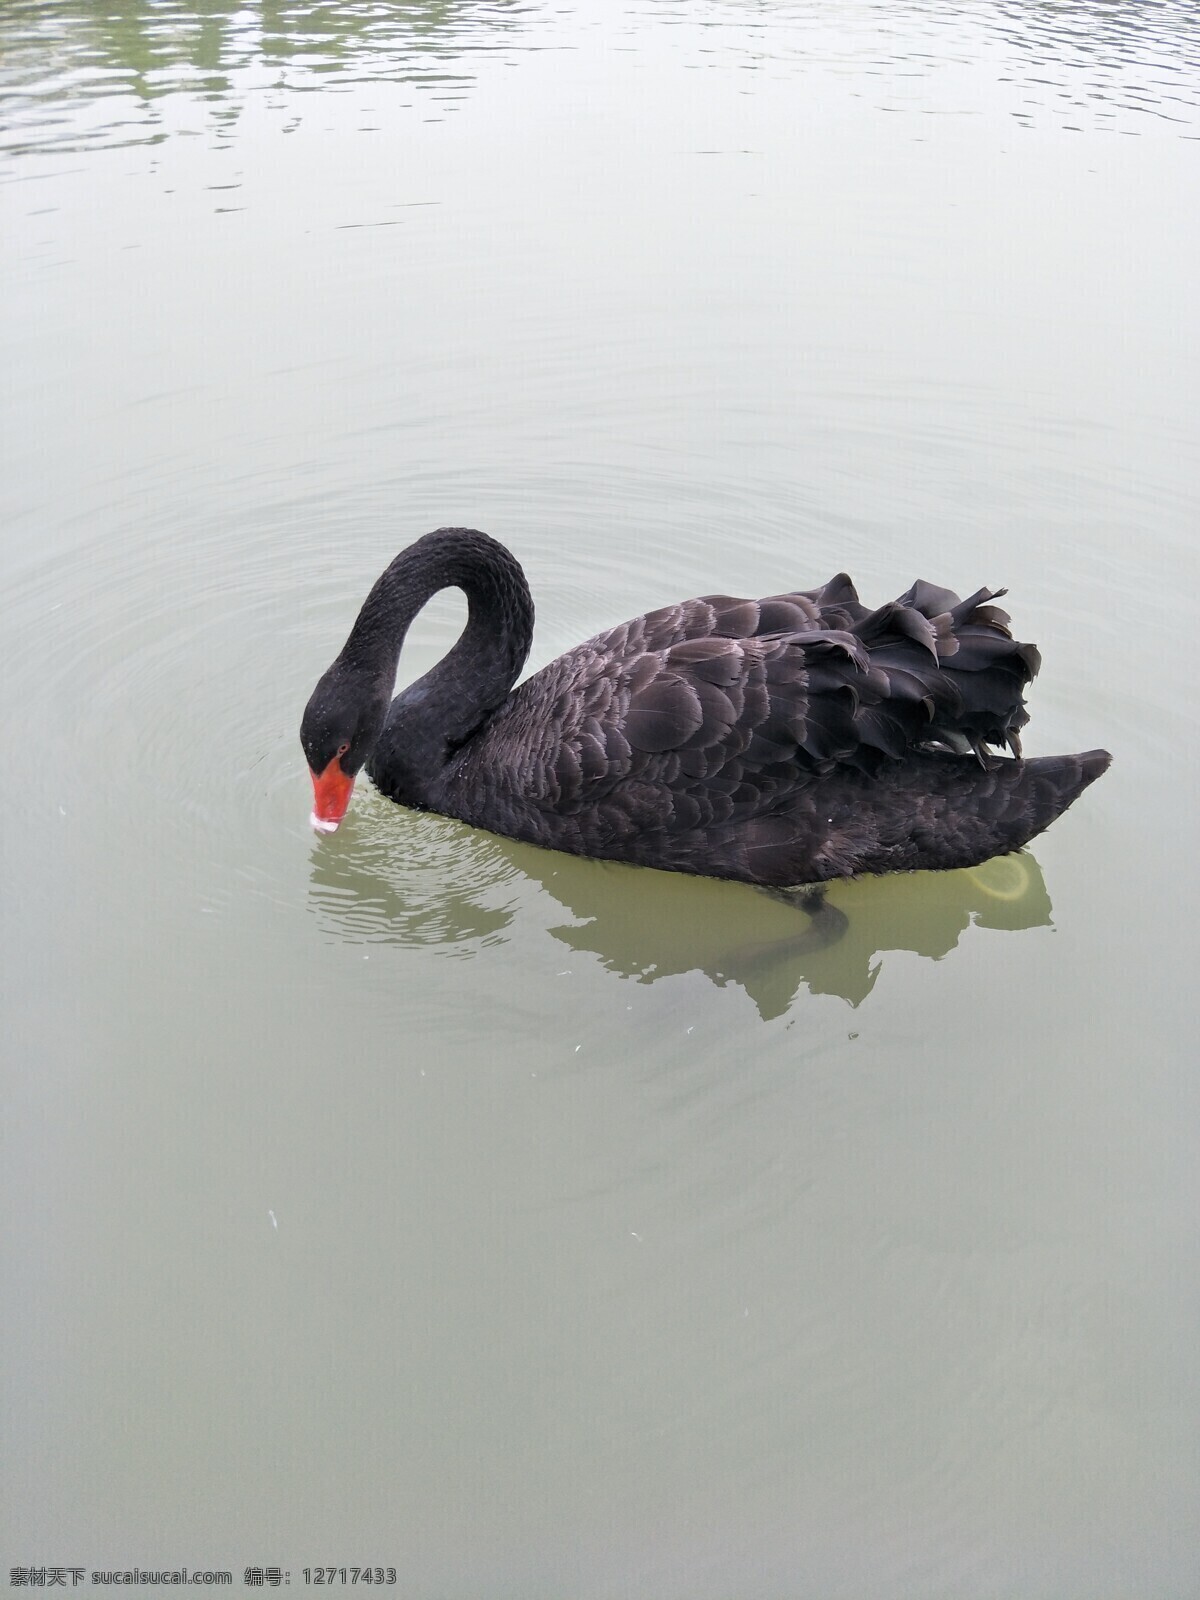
301,528,1109,885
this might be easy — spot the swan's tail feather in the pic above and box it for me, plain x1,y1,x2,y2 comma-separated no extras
1007,748,1112,842
872,747,1113,875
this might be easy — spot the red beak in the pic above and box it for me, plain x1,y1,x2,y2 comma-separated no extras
309,755,355,833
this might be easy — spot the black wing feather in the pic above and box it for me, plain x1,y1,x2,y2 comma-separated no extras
476,575,1039,805
446,568,1098,882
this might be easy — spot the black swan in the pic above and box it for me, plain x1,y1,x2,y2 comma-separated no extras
301,528,1109,885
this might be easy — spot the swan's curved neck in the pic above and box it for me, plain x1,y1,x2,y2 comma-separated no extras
342,528,534,777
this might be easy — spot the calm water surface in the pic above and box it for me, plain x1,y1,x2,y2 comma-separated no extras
3,2,1198,1595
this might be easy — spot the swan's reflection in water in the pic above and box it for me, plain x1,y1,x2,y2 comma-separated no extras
306,795,1053,1015
536,848,1052,1016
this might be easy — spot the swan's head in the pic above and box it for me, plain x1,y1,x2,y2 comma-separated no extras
300,663,389,834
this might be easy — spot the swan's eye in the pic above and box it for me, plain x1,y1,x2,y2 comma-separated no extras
336,740,350,759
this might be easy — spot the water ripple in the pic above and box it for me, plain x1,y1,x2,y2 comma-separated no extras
3,0,1198,163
